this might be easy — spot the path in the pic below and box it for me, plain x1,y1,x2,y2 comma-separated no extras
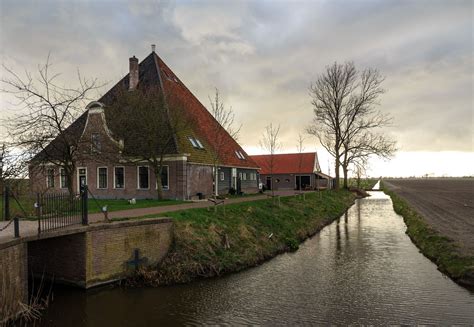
0,190,309,244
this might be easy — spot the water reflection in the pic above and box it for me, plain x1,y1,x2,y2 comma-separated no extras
40,191,474,326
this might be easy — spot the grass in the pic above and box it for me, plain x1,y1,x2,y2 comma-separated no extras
342,178,379,190
382,182,474,286
125,190,356,286
86,198,185,214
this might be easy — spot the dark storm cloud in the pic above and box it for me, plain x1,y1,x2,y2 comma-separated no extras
0,0,472,152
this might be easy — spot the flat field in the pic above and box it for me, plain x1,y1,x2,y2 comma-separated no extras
384,178,474,256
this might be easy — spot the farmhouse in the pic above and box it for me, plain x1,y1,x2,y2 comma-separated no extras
250,153,333,191
29,48,259,199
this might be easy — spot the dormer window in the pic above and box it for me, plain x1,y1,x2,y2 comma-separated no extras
235,150,245,160
188,136,204,149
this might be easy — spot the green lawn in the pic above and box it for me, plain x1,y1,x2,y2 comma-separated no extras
87,198,185,214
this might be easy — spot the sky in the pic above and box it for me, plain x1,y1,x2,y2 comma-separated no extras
0,0,472,177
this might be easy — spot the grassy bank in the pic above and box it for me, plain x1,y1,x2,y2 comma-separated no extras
129,190,355,286
382,183,474,287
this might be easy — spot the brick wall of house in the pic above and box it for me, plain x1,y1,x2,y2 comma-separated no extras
187,164,213,199
0,242,28,321
30,159,188,200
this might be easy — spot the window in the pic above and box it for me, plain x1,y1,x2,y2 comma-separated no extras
161,166,169,190
235,150,245,160
91,133,101,153
220,171,225,181
46,168,55,188
276,179,280,183
60,168,68,189
98,167,108,189
114,167,125,189
77,168,87,191
242,173,247,181
138,166,149,189
239,172,242,179
188,136,205,149
195,138,204,149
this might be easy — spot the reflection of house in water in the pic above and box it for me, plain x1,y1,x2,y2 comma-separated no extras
250,153,334,191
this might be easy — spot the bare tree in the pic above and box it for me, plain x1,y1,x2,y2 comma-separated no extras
260,123,281,197
296,133,305,191
342,132,396,188
107,86,188,200
1,55,103,195
208,88,241,197
0,143,26,188
307,61,394,189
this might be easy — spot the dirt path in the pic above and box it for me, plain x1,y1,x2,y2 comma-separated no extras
384,178,474,256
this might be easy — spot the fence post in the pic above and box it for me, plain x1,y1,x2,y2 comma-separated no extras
3,186,9,221
14,217,19,238
36,193,41,234
81,185,89,225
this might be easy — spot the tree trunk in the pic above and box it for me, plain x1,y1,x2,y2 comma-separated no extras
334,153,340,190
343,165,348,189
154,167,163,200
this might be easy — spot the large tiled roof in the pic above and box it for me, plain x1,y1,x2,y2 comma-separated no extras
250,152,320,175
33,51,259,169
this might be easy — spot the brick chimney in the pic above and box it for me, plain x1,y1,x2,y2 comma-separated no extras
129,56,139,91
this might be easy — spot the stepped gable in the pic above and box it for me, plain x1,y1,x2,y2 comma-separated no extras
250,153,320,175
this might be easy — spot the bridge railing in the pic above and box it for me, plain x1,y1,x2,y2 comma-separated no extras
37,186,88,234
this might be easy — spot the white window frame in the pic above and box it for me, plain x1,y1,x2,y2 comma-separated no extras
46,168,55,188
137,166,150,190
114,166,125,189
97,166,108,189
187,136,198,148
220,171,225,181
76,167,87,192
155,165,170,190
242,172,247,181
195,138,204,149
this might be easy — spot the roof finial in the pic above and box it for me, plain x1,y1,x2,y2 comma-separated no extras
151,44,156,52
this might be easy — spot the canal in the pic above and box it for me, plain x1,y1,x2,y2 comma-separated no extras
39,191,474,325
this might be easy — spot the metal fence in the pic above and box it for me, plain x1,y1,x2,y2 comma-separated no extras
36,186,88,234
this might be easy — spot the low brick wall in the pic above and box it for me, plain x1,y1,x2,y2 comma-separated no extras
28,218,172,288
0,242,28,323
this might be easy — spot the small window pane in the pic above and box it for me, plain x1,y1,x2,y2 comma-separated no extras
60,169,68,188
98,167,107,189
47,168,55,188
220,171,225,181
91,133,101,152
188,136,198,148
161,166,169,189
138,166,149,189
115,167,124,188
195,139,204,149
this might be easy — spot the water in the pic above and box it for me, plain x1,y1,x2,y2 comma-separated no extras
40,192,474,325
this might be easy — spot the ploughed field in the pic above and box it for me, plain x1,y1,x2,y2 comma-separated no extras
384,178,474,257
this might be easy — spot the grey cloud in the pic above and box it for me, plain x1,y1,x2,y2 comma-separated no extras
0,0,472,154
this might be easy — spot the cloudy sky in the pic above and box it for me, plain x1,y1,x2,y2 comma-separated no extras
0,0,472,177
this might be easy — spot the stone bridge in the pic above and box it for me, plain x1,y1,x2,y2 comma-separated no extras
0,218,172,321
